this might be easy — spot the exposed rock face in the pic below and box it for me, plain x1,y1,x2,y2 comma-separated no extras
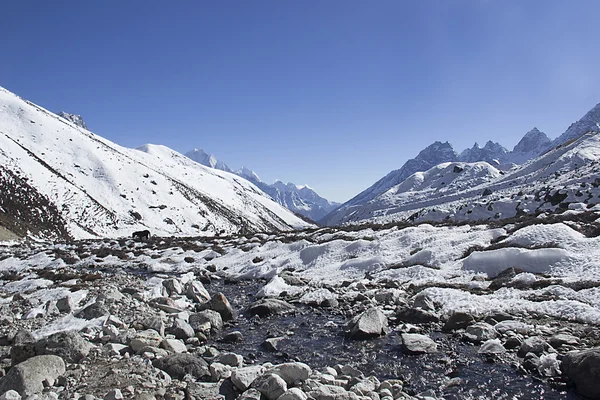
0,355,66,395
562,348,600,398
57,111,88,130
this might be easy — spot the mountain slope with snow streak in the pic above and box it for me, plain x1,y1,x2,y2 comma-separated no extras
0,86,312,239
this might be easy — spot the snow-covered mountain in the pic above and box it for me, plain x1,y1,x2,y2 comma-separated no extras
507,127,552,165
323,131,600,226
458,141,508,166
321,141,458,225
185,148,232,172
57,111,88,130
183,150,339,221
322,101,600,226
0,86,312,239
553,102,600,146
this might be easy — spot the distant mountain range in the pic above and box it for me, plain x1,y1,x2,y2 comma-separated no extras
0,86,312,239
185,149,339,221
321,102,600,226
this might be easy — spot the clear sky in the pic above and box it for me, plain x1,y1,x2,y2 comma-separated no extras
2,1,600,203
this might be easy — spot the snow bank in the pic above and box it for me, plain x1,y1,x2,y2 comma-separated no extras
462,247,573,278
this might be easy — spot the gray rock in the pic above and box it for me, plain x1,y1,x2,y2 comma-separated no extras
189,310,223,336
238,388,262,400
277,388,308,400
494,320,533,335
209,362,232,381
412,292,437,311
160,338,187,353
0,390,21,400
262,337,284,352
170,318,195,340
268,362,312,386
201,293,235,321
142,316,166,337
562,347,600,399
74,301,109,320
222,331,244,343
350,376,380,396
350,308,389,340
478,339,506,354
185,281,211,303
104,389,124,400
549,333,579,348
130,330,163,352
464,322,497,343
12,331,92,365
252,373,287,400
56,296,74,313
247,299,296,317
231,365,265,391
152,353,210,380
442,312,475,332
401,334,437,354
0,355,65,396
36,331,93,364
522,352,541,372
185,382,223,400
396,307,440,324
163,278,184,296
308,385,358,400
517,337,554,358
214,352,243,368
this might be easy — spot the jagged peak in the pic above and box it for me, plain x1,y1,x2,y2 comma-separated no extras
57,111,88,130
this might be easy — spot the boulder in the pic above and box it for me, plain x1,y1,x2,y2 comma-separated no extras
442,312,475,332
464,322,497,343
152,353,210,380
35,331,93,363
200,293,235,321
247,299,296,317
231,365,265,391
401,334,437,354
214,352,243,368
478,339,506,354
268,362,312,386
0,355,65,396
170,318,195,340
12,331,93,365
562,348,600,398
130,330,162,352
160,338,187,353
74,301,109,320
349,308,389,340
277,388,308,400
517,337,554,358
252,373,287,400
189,310,223,336
396,307,440,324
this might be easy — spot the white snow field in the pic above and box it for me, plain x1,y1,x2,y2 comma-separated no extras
0,86,312,239
2,215,600,332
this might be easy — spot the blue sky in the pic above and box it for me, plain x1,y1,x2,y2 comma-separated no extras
2,1,600,203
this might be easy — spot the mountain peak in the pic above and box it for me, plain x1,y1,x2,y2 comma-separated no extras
57,112,87,130
554,101,600,146
185,148,232,172
237,167,261,183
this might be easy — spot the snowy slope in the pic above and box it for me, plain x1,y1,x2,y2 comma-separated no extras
183,150,339,221
553,103,600,146
328,132,600,225
0,86,312,239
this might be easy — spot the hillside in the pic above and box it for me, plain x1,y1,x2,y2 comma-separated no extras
0,87,312,239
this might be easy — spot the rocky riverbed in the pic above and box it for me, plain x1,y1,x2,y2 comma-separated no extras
1,223,600,399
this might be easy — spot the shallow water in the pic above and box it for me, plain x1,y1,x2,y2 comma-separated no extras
210,279,581,399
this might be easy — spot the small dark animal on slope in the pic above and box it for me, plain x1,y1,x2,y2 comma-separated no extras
132,230,150,240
